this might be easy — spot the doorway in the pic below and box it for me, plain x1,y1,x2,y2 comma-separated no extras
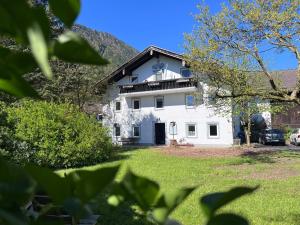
155,123,166,145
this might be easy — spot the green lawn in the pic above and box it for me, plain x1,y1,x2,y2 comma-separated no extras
60,148,300,225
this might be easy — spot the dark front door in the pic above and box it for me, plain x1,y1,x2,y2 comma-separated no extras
155,123,165,145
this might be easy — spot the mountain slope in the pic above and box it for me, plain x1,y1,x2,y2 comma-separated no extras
72,24,139,70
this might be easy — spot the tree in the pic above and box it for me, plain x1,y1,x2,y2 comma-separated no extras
185,0,300,104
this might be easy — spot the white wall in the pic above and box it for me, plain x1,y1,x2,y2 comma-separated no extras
102,55,234,146
103,91,234,146
118,55,184,85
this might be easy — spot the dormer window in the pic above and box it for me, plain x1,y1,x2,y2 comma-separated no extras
180,68,191,78
131,75,138,83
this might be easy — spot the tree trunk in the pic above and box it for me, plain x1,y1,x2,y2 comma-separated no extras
244,114,252,147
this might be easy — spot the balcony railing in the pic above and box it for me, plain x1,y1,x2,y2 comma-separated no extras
119,78,197,94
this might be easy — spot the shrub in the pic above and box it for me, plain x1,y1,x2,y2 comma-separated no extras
4,100,113,168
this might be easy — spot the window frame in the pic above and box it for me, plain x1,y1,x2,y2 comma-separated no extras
155,96,164,109
186,123,197,138
132,98,141,110
114,124,121,137
131,75,138,83
132,125,140,137
185,94,195,108
115,101,121,112
180,68,192,78
207,123,219,139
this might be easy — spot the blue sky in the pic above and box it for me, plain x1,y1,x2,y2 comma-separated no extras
76,0,297,71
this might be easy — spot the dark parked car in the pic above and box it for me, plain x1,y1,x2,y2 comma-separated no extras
259,129,285,145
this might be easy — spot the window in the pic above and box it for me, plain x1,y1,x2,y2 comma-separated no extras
132,99,140,110
133,126,140,137
115,101,121,111
208,123,219,138
114,124,121,137
180,68,191,78
186,123,197,137
96,114,103,121
155,96,164,109
186,95,195,108
155,71,163,81
131,76,138,83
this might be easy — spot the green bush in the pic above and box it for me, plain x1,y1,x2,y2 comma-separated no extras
2,100,113,168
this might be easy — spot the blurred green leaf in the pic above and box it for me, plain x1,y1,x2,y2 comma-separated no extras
0,0,50,43
27,22,52,78
201,186,258,217
0,158,36,208
0,47,37,76
70,165,120,203
25,165,71,204
53,31,109,66
121,169,160,211
0,208,28,225
0,47,38,97
0,74,38,97
152,187,196,224
206,213,249,225
48,0,80,27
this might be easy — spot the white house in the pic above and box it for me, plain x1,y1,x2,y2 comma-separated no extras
102,46,235,146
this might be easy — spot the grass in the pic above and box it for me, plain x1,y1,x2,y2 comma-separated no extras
59,148,300,225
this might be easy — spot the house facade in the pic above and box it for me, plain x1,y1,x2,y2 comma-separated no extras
102,46,234,146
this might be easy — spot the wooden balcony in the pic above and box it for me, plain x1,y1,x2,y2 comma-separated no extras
119,78,197,94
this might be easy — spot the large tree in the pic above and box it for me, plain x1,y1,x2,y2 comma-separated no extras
185,0,300,103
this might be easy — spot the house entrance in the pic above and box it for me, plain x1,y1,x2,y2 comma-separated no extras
155,123,165,145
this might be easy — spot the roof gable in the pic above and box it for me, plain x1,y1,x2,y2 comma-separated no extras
103,46,185,83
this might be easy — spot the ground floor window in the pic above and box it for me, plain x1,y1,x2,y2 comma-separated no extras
186,123,197,137
208,123,219,138
133,125,140,137
114,124,121,137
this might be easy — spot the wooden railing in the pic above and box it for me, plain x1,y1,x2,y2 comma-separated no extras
119,78,197,94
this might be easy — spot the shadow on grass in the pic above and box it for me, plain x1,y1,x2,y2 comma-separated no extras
234,149,300,165
106,145,153,163
240,150,277,164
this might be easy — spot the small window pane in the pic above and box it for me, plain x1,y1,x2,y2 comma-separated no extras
187,124,196,137
156,97,164,108
209,124,218,136
132,76,138,83
181,68,191,78
133,99,140,109
186,95,195,107
133,126,140,137
115,101,121,111
156,71,162,81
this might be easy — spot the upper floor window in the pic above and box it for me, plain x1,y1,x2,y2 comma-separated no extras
180,68,191,78
132,99,140,110
115,101,121,111
186,94,195,108
155,96,164,109
155,71,163,81
131,75,138,83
